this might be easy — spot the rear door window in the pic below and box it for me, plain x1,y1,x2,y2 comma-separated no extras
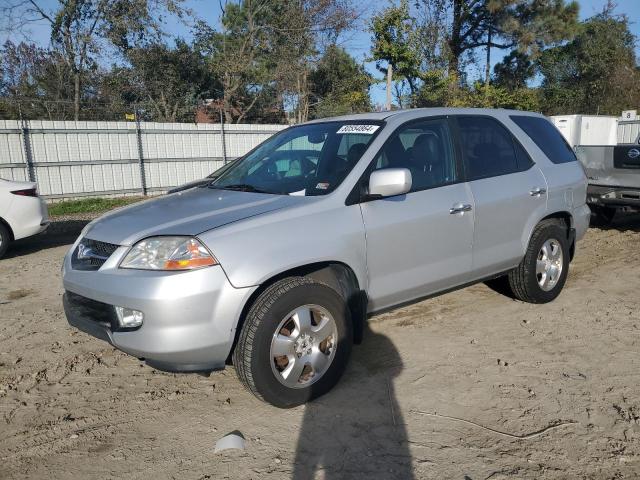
510,115,577,164
514,140,535,170
456,116,520,180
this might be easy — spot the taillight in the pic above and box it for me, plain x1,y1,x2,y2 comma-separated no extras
11,188,38,197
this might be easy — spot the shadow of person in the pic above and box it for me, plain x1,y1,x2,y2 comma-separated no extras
292,323,414,480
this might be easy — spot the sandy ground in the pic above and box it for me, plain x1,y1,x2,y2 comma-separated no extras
1,214,640,480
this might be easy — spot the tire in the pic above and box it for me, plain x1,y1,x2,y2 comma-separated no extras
590,205,616,226
233,276,352,408
0,223,10,259
508,219,570,304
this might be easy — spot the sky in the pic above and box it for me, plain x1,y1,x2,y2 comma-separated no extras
2,0,639,106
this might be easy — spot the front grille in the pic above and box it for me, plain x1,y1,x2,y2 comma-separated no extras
71,238,119,271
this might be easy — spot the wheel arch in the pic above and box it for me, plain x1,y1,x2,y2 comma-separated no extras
0,217,15,241
226,261,366,364
532,211,575,260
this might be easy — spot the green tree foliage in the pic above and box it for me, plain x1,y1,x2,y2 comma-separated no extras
193,1,280,124
371,0,578,109
457,82,539,110
370,0,423,98
2,0,187,120
195,0,361,123
0,41,77,119
539,9,640,115
4,0,637,123
104,41,221,122
309,45,372,118
493,50,535,89
448,0,579,78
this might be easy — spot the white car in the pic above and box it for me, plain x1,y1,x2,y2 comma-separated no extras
0,178,49,258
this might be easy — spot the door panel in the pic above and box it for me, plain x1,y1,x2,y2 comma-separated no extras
468,167,548,278
361,183,474,311
453,115,548,279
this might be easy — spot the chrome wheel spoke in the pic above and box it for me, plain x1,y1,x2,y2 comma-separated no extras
310,349,330,375
536,260,547,275
540,273,550,289
292,307,312,334
272,334,295,357
312,317,334,343
540,243,549,260
281,357,305,387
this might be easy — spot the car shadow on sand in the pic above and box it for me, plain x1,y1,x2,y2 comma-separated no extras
292,324,414,480
3,219,89,259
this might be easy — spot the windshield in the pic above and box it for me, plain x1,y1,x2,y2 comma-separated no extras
210,121,382,195
206,158,239,179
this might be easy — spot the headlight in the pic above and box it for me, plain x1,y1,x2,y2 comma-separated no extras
120,236,218,271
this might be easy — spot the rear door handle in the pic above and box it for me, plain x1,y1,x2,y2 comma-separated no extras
530,187,547,197
449,203,472,214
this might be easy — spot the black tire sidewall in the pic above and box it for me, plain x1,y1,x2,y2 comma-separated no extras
524,223,570,303
0,223,10,259
247,282,352,408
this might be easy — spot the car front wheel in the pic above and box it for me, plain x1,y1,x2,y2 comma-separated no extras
233,276,352,408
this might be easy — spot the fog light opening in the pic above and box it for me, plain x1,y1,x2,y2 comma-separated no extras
115,306,144,328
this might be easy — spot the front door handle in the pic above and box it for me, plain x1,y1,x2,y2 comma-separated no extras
449,203,472,214
530,187,547,197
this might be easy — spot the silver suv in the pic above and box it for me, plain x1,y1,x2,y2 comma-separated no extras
63,108,590,407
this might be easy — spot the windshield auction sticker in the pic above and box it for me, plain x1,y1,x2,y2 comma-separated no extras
336,124,380,135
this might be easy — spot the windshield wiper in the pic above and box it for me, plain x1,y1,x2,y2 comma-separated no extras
216,183,273,194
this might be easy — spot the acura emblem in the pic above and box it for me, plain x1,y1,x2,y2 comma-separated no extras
629,148,640,159
77,243,94,260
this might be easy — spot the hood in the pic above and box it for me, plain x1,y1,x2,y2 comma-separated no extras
84,187,307,246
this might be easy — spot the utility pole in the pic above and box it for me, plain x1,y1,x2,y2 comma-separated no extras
485,25,492,98
135,106,147,196
385,63,393,111
220,106,228,164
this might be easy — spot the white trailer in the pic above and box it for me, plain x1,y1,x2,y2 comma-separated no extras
550,115,618,147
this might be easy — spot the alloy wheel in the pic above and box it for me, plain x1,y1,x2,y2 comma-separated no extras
269,304,338,389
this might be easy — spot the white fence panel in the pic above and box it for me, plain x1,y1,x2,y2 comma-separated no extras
618,121,640,144
0,120,286,198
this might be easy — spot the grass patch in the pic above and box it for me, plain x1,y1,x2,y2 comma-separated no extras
48,196,145,217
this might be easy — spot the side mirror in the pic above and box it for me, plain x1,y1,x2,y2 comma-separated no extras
368,168,412,198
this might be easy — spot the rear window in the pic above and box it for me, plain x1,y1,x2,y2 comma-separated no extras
456,116,520,180
510,115,577,164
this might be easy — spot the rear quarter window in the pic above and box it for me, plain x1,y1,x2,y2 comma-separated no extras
510,115,577,164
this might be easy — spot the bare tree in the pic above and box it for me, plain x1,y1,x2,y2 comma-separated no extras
1,0,187,120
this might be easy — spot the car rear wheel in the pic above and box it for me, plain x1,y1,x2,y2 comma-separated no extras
233,276,352,408
508,219,570,304
0,223,10,259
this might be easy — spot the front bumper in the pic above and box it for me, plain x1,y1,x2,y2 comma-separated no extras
587,185,640,210
62,243,256,372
